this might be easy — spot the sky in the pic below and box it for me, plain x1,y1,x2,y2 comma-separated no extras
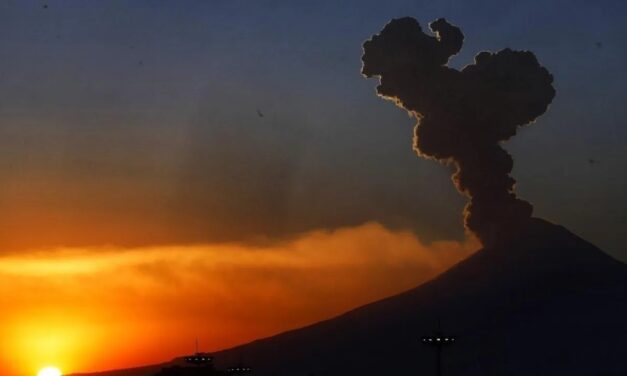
0,1,625,375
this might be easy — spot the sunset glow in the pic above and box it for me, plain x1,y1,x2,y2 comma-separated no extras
37,367,61,376
0,223,476,375
1,1,625,375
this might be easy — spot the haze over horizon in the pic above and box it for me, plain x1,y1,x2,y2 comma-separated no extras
0,1,626,375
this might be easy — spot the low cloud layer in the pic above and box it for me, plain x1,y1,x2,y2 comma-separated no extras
0,222,477,376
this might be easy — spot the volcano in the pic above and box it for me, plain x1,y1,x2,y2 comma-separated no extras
71,218,627,376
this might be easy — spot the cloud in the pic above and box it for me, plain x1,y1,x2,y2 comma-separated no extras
0,222,477,375
361,17,555,246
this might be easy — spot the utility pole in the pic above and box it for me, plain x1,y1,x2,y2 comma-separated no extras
421,321,456,376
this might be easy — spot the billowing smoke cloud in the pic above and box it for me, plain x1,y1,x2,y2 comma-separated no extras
361,17,555,246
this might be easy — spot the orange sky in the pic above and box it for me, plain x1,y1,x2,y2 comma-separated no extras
0,222,477,376
1,3,626,376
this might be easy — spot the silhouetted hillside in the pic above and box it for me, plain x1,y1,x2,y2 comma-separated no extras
68,363,167,376
70,218,627,376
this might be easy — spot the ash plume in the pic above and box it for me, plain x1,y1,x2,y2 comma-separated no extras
361,17,555,246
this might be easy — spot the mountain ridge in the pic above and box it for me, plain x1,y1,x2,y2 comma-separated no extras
69,218,627,376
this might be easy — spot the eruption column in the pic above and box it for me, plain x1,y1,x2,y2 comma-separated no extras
361,17,555,246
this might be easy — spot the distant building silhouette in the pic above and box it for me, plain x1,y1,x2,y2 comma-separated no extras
154,351,253,376
154,352,219,375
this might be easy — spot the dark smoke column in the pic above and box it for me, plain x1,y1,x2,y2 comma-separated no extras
361,17,555,247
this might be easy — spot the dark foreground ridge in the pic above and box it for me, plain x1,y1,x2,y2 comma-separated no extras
70,218,627,376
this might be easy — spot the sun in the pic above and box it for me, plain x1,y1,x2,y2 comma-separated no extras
37,366,62,376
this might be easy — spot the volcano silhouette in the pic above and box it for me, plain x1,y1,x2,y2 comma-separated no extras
71,218,627,376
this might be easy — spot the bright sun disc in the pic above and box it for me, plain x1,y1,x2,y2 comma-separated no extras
37,366,62,376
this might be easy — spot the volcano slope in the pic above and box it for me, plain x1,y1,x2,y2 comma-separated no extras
71,218,627,376
211,218,627,376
